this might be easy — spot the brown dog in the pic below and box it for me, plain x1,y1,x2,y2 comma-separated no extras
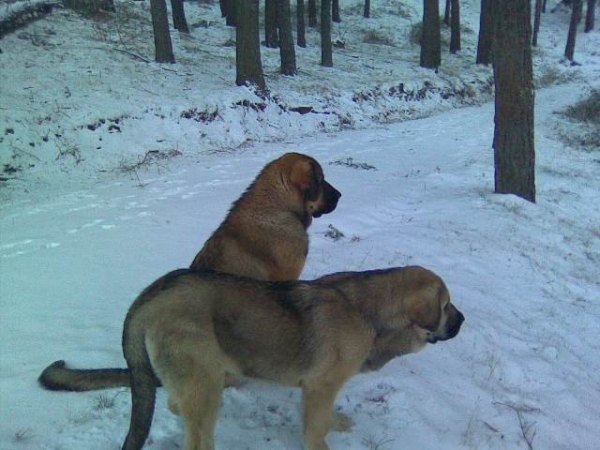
39,153,341,392
120,266,464,450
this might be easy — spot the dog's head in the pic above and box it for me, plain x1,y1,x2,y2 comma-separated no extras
284,153,341,221
402,267,464,347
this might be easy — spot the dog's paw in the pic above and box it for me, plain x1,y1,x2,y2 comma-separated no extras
331,411,354,432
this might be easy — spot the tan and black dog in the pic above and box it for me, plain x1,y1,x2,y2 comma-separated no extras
120,266,464,450
39,152,341,392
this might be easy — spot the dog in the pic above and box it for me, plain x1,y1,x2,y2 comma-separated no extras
120,266,464,450
38,152,341,392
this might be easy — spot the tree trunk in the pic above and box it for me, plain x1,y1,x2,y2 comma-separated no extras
265,0,279,48
308,0,317,27
297,0,306,47
532,0,542,46
492,0,536,203
220,0,237,26
564,0,583,61
542,0,547,13
321,0,333,66
364,0,371,18
476,0,493,65
278,0,297,75
332,0,341,23
150,0,175,63
236,0,266,91
444,0,451,26
420,0,441,69
171,0,189,33
450,0,461,53
584,0,595,32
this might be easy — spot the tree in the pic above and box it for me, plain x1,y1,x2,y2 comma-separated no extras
332,0,341,23
444,0,451,26
364,0,371,19
220,0,237,26
532,0,543,46
308,0,317,27
171,0,189,33
420,0,441,69
321,0,333,66
278,0,297,75
265,0,279,48
450,0,461,54
584,0,595,32
150,0,175,63
492,0,536,203
564,0,583,62
476,0,492,64
236,0,266,91
297,0,307,47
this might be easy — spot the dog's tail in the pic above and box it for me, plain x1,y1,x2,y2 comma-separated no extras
121,305,157,450
39,361,130,391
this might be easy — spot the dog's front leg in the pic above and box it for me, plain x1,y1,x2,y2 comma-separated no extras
301,380,346,450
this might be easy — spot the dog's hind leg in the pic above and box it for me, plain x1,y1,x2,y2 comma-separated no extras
164,361,224,450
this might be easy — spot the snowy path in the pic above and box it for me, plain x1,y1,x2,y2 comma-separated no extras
1,87,599,450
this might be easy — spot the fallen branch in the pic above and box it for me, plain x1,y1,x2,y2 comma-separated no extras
0,1,61,39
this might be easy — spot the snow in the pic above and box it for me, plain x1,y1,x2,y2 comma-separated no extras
1,1,599,449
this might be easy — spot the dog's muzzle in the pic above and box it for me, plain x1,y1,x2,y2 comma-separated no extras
428,309,465,344
313,182,341,217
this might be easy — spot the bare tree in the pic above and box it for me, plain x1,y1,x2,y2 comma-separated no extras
564,0,583,62
236,0,266,91
450,0,461,53
532,0,543,46
444,0,451,26
265,0,279,48
321,0,333,66
278,0,297,75
332,0,341,23
364,0,371,18
308,0,317,27
420,0,441,69
220,0,237,26
171,0,189,33
584,0,595,32
476,0,492,64
297,0,306,47
150,0,175,63
492,0,536,203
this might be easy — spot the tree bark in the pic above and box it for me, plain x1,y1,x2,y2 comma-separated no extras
450,0,461,53
532,0,542,46
364,0,371,18
171,0,189,33
278,0,297,75
308,0,317,27
265,0,279,48
492,0,536,203
150,0,175,63
564,0,583,61
420,0,441,69
584,0,595,32
476,0,493,65
297,0,306,47
220,0,237,26
444,0,451,26
321,0,333,66
236,0,266,91
332,0,341,23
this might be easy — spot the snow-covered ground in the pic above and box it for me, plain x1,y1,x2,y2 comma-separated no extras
1,1,599,449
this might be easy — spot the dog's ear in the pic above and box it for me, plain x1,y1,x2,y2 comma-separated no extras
290,159,320,201
404,285,442,332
